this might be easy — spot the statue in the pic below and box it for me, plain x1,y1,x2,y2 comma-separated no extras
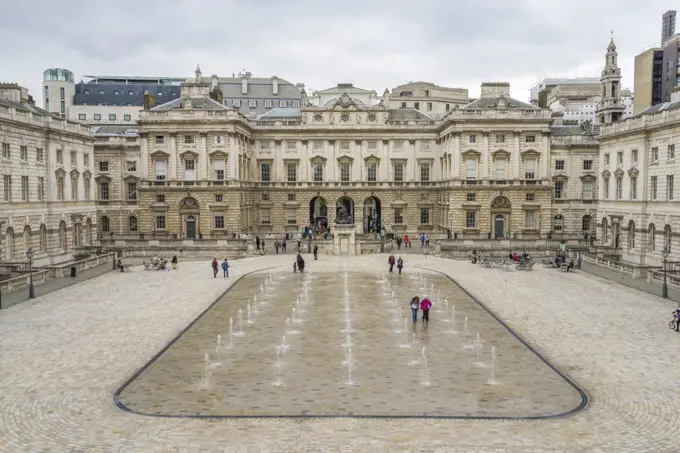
335,205,353,224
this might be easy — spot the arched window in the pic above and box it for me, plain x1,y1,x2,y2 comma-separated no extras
664,224,672,252
582,215,591,232
628,220,635,249
602,218,609,244
129,216,138,232
101,216,110,233
23,225,31,253
553,215,564,231
649,223,656,251
39,224,47,251
5,227,15,260
59,221,67,251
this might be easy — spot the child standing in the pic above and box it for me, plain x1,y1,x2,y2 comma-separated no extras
410,296,420,323
420,296,432,324
397,257,404,275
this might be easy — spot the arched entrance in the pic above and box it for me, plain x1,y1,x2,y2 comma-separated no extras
309,196,328,228
336,197,354,224
186,215,196,239
180,197,200,239
363,197,381,233
490,196,512,238
494,214,505,238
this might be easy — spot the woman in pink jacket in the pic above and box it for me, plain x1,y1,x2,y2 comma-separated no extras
420,297,432,323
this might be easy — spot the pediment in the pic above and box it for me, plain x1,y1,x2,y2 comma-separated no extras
309,154,327,164
461,149,481,158
552,172,569,182
55,167,66,177
613,168,624,178
325,93,366,109
520,148,541,157
627,166,639,177
209,150,228,158
82,170,92,179
69,169,80,178
491,149,511,157
123,174,140,182
363,154,380,164
601,169,611,178
179,150,199,159
95,174,112,183
150,150,170,158
337,155,354,164
580,174,596,182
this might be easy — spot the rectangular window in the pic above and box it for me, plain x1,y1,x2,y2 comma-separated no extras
287,163,297,182
526,193,535,201
248,100,257,108
466,211,476,228
70,151,76,166
264,100,272,108
292,101,300,108
419,163,430,181
260,162,271,182
83,178,89,200
61,101,65,113
393,163,404,181
652,176,658,199
155,214,166,229
155,136,165,144
368,140,377,151
71,177,78,200
394,208,404,224
668,175,674,200
583,159,593,170
468,135,476,144
466,157,477,179
554,181,564,199
3,175,10,201
98,161,108,172
214,213,225,229
367,163,377,181
94,114,101,121
670,144,676,160
496,134,505,143
524,158,536,179
400,102,407,108
393,141,404,151
617,151,623,165
215,194,223,202
420,208,430,224
20,146,28,161
184,135,194,144
155,160,166,180
616,178,622,199
414,102,420,110
631,177,637,200
313,163,323,182
466,192,476,202
99,182,109,200
1,142,9,158
279,101,288,108
60,87,65,99
156,194,166,203
582,180,594,199
126,161,137,172
286,141,296,151
340,162,350,182
109,114,116,121
652,147,659,161
21,176,28,201
632,149,638,163
341,140,350,152
127,182,137,200
56,149,63,164
494,157,507,179
260,208,271,224
124,114,131,121
184,159,195,171
525,135,536,143
604,178,610,199
287,193,296,201
83,153,88,167
287,208,297,225
232,100,241,108
555,160,565,171
213,158,225,180
427,102,433,111
604,153,610,166
524,210,537,228
36,177,45,201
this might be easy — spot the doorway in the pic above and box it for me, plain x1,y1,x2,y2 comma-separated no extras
494,214,505,238
186,215,196,239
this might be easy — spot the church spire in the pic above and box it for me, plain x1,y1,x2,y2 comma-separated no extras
597,32,624,125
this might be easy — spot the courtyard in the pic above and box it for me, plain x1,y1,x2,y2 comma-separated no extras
0,253,679,452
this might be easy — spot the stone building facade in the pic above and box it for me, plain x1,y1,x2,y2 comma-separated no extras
0,84,97,265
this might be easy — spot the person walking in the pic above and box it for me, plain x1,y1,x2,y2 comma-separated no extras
420,233,425,247
410,296,420,323
404,234,409,249
388,254,396,273
282,239,287,252
397,256,404,275
221,258,230,278
420,296,432,324
261,239,266,253
313,244,318,260
256,236,260,250
171,255,178,270
296,252,305,273
275,240,280,254
211,258,219,278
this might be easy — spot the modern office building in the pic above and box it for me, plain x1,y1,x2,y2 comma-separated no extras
662,10,677,44
633,46,664,114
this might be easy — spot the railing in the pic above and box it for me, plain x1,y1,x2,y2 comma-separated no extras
440,238,589,249
43,253,115,278
0,270,50,293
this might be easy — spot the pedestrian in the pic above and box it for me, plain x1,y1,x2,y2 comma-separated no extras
297,253,305,273
313,244,318,260
221,258,230,278
425,234,430,247
211,258,219,278
420,296,432,323
256,236,260,250
282,239,287,252
262,239,266,253
171,255,178,270
420,233,425,247
410,296,420,323
397,256,404,274
275,240,280,254
388,254,395,273
404,234,410,248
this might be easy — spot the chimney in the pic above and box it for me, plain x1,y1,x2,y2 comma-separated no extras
241,75,248,95
143,90,157,110
480,82,510,98
211,74,219,89
272,76,279,95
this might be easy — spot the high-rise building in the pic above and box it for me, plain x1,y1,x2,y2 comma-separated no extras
662,10,676,44
633,46,664,114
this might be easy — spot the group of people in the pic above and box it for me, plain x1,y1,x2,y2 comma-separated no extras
387,254,405,274
210,258,230,278
410,296,433,323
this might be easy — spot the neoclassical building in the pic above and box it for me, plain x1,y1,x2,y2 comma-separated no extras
98,67,579,242
0,84,98,265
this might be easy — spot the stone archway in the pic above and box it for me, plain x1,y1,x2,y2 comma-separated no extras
490,196,512,238
309,196,328,227
363,196,381,233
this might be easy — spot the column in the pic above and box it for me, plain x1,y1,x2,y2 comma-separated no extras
542,132,551,179
229,133,237,179
513,131,521,179
356,140,364,181
453,132,461,179
328,140,336,181
380,140,389,181
274,140,282,181
482,132,490,179
409,139,416,181
199,132,208,180
169,133,178,180
140,133,149,180
301,139,309,181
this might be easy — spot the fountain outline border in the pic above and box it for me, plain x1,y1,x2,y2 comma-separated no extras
113,265,589,420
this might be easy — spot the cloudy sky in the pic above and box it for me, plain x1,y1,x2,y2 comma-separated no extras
0,0,673,103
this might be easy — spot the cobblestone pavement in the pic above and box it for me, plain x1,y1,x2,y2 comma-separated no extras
1,254,679,452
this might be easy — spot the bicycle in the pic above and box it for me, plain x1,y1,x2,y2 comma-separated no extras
669,314,679,330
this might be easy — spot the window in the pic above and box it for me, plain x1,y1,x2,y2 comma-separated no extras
264,100,272,108
525,135,536,143
71,176,78,200
631,177,637,199
554,181,564,199
60,87,65,99
126,161,137,172
248,100,257,108
232,100,241,108
83,178,89,200
419,162,430,181
94,114,101,121
292,101,300,108
616,178,622,199
368,140,377,151
61,101,65,114
260,208,271,224
524,158,536,179
466,211,476,228
155,160,166,181
70,151,76,166
341,140,350,152
129,217,138,232
604,153,610,166
555,160,565,171
286,141,296,151
155,214,166,229
582,180,594,199
414,102,420,110
287,193,296,201
313,163,323,182
21,176,28,201
394,208,404,224
670,144,676,160
184,159,195,171
57,178,64,200
213,159,225,180
83,153,88,167
582,216,591,232
20,146,28,161
554,215,564,231
400,102,407,108
420,208,430,224
286,208,297,225
393,140,404,151
56,149,63,164
109,114,116,121
124,114,131,121
468,134,476,144
617,151,623,165
526,193,535,201
214,135,222,144
155,136,165,144
128,90,134,95
466,157,477,179
1,142,9,158
286,163,297,182
494,156,506,179
99,182,109,200
652,147,659,161
214,213,225,229
668,175,675,200
665,225,672,252
156,194,166,203
37,177,44,201
583,159,593,170
496,134,505,143
650,175,658,199
632,149,638,163
524,210,537,228
184,135,194,144
340,162,350,181
127,182,137,200
3,175,10,201
279,101,287,108
393,163,404,181
445,104,450,111
99,161,109,172
466,192,476,202
260,162,271,182
101,217,110,232
367,163,377,181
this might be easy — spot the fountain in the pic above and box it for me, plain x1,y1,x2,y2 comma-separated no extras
260,283,264,294
273,345,283,387
247,302,253,324
474,333,486,367
292,307,297,323
420,347,431,386
342,334,352,348
235,308,244,336
488,346,498,385
280,335,290,352
228,317,234,349
215,334,222,354
463,316,474,349
286,317,291,332
201,352,211,386
343,347,352,365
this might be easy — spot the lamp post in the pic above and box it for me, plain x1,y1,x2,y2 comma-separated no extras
25,247,35,299
663,246,670,299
